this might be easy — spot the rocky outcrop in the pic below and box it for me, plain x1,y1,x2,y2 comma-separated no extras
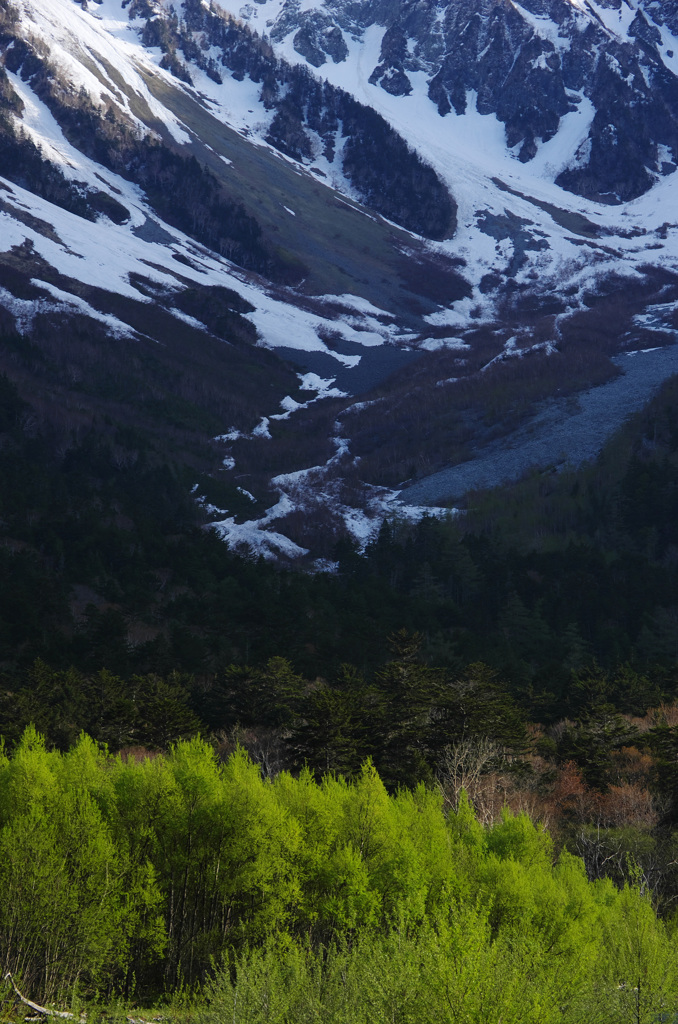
255,0,678,204
369,25,412,95
290,12,348,67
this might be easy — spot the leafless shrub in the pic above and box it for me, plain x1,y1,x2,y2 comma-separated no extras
119,745,159,762
654,701,678,728
437,738,517,825
214,724,288,778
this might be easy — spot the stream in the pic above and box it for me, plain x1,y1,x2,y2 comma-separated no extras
398,341,678,505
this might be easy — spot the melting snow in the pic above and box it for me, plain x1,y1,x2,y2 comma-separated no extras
8,0,678,562
252,417,272,438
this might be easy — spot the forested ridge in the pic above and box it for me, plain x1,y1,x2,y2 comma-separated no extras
0,0,455,267
148,0,456,240
0,6,284,280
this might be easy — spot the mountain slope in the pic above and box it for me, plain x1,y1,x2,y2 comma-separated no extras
229,0,678,201
2,0,678,561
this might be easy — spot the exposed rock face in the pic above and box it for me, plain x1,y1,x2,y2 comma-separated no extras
369,25,413,95
290,13,349,67
256,0,678,204
648,0,678,36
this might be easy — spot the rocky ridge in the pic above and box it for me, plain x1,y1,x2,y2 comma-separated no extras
234,0,678,204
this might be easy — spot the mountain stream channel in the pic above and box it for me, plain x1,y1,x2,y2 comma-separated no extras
398,342,678,506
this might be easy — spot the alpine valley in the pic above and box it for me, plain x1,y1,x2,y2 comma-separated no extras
8,4,678,1016
3,0,678,559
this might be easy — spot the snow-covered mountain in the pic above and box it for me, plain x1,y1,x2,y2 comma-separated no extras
2,0,678,560
231,0,678,200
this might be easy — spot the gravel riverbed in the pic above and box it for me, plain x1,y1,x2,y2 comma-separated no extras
398,343,678,506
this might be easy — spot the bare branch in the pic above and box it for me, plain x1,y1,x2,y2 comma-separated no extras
3,974,75,1019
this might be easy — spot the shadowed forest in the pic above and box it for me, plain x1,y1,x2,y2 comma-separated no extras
2,351,678,1018
2,0,678,1015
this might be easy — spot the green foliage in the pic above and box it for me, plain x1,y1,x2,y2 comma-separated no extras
0,730,164,1002
202,893,676,1024
601,883,678,1023
0,730,675,1020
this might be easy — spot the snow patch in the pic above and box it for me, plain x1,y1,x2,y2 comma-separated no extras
252,417,272,438
511,2,571,50
212,517,310,561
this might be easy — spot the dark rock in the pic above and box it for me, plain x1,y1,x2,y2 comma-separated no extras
372,67,412,95
629,9,662,48
292,18,348,67
369,25,413,95
323,25,349,63
293,26,328,67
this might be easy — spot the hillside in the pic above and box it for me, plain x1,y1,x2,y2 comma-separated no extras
1,0,678,560
4,5,678,1017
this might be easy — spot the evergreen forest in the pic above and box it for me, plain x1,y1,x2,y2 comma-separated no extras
3,328,678,1019
3,0,678,1016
